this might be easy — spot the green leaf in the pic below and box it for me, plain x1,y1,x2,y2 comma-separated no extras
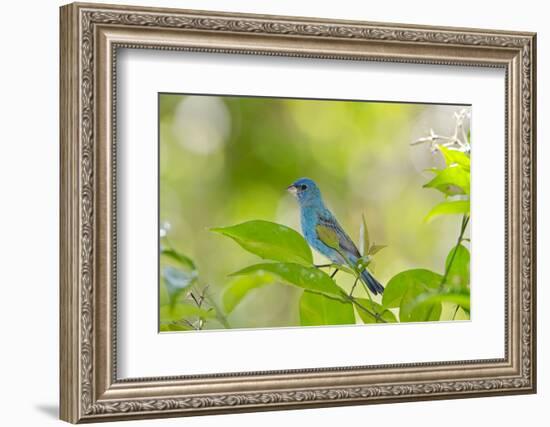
367,259,377,273
432,290,471,311
327,263,356,276
368,244,387,256
359,214,370,256
425,200,470,222
382,269,442,309
445,244,470,287
423,167,441,174
437,145,471,171
222,272,278,313
454,306,470,320
160,302,215,322
400,288,442,322
405,288,470,317
159,277,170,306
316,224,340,250
382,269,443,322
230,263,345,299
159,323,194,332
424,166,470,195
212,220,313,265
299,291,355,326
355,298,397,323
161,247,196,270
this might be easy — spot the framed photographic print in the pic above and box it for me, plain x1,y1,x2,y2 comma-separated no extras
60,2,537,423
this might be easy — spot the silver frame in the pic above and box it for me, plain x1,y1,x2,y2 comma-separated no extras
60,2,536,423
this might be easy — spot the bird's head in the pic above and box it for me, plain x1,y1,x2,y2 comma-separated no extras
287,177,323,206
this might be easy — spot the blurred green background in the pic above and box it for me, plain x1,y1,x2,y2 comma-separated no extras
159,94,468,330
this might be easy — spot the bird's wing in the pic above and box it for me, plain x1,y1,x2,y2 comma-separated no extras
316,212,361,259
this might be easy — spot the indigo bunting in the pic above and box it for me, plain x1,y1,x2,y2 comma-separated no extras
288,178,384,295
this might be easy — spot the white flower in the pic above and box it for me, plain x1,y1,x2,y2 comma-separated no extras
411,107,471,153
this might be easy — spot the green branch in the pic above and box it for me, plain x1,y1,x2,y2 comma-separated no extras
202,287,231,329
313,290,387,323
348,297,386,323
440,214,470,289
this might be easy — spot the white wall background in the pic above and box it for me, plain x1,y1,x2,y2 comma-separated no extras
0,0,545,425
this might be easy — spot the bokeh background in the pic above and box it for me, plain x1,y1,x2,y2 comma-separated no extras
159,94,469,329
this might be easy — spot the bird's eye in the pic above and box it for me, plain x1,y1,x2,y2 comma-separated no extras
300,184,308,190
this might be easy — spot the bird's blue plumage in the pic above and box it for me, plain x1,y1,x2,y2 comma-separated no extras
288,178,384,295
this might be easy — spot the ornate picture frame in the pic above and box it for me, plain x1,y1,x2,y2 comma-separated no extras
60,2,536,423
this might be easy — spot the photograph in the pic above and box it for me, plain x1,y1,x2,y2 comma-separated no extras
158,94,472,332
57,2,536,422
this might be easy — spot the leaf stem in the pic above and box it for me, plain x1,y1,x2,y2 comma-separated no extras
451,304,461,320
346,295,387,323
333,248,377,303
194,283,231,329
440,214,470,289
350,277,360,296
314,291,387,323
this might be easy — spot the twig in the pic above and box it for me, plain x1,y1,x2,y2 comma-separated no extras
410,108,471,153
201,285,231,329
332,248,378,303
346,295,387,323
310,291,386,323
189,292,200,306
188,283,230,329
172,318,197,330
350,277,360,296
359,276,376,305
315,264,332,268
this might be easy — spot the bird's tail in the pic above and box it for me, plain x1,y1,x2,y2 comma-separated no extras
360,269,384,295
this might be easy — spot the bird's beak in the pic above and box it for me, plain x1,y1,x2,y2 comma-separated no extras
287,184,298,195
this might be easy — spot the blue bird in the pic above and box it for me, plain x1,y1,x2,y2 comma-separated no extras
287,178,384,295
